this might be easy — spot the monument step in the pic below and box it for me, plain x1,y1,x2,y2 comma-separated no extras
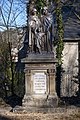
12,105,79,113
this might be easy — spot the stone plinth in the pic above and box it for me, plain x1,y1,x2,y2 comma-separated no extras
21,53,58,110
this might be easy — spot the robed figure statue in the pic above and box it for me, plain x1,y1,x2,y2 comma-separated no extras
28,8,43,53
41,7,54,52
28,7,54,54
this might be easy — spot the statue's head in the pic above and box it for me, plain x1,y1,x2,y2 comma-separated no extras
31,8,37,15
43,7,48,15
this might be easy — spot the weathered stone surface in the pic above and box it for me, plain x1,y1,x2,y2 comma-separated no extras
21,53,58,111
22,53,56,63
61,42,78,97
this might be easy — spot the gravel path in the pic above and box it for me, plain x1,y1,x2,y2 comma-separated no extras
0,107,80,120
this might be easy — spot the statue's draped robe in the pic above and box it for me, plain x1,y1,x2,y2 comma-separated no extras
28,11,54,53
41,12,54,52
29,15,41,52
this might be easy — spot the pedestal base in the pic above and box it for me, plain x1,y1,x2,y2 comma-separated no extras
21,53,58,112
22,94,58,108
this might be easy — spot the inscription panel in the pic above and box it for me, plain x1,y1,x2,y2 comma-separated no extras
33,72,46,94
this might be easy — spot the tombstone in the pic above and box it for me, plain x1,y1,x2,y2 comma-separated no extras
21,5,58,112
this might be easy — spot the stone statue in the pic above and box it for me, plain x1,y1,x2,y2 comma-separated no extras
28,8,44,53
41,6,54,52
28,7,54,53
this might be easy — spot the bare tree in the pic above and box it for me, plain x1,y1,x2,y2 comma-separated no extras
0,0,27,96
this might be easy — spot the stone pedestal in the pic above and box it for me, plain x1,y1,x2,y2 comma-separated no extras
21,53,58,111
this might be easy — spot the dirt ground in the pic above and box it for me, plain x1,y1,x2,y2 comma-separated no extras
0,107,80,120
